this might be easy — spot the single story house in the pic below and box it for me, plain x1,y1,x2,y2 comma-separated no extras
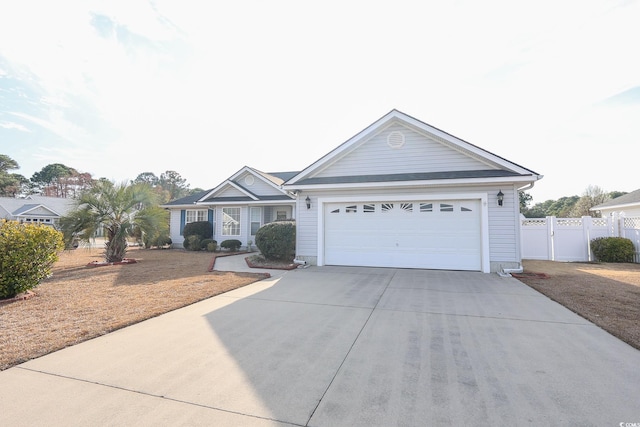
0,195,75,227
165,110,542,273
163,167,297,249
591,188,640,217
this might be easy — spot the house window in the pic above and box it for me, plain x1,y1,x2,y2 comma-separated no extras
222,207,240,236
186,209,207,224
276,210,287,221
250,207,261,235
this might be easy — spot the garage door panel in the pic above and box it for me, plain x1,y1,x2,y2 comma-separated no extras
324,200,481,271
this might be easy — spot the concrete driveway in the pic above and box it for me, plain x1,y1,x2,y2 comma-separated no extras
1,263,639,426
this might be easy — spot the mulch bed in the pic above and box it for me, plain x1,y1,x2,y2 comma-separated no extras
245,256,298,270
510,272,549,279
86,258,138,267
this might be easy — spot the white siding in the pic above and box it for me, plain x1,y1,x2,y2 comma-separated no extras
296,185,520,272
218,185,247,198
29,206,55,215
315,123,494,178
600,206,640,217
236,173,284,196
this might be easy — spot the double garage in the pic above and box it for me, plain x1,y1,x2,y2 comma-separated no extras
322,197,485,271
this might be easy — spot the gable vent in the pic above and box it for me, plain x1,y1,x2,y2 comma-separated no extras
387,131,405,149
244,175,255,186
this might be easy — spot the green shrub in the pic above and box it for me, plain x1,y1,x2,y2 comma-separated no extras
183,221,213,239
220,239,242,252
0,220,64,299
591,237,635,263
200,238,216,251
255,220,295,261
155,235,172,248
206,242,217,252
184,235,201,251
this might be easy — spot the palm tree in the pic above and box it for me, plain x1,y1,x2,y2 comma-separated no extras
60,180,168,262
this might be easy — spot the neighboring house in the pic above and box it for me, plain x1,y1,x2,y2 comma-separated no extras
591,188,640,217
166,110,543,273
0,195,75,228
162,166,297,248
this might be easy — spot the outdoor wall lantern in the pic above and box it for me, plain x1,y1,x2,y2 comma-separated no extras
305,196,311,209
497,190,504,207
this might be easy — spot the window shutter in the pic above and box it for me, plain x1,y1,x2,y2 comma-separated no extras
180,210,186,235
208,209,214,224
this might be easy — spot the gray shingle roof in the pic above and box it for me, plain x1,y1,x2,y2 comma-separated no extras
162,190,212,207
592,188,640,210
199,195,294,203
293,170,523,186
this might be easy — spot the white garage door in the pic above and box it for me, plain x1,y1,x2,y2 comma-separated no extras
324,200,482,270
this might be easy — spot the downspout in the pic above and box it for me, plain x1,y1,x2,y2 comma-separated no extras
497,264,524,277
499,179,541,277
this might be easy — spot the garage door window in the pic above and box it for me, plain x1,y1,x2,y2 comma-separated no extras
400,203,413,212
363,204,375,213
440,203,454,212
420,203,433,212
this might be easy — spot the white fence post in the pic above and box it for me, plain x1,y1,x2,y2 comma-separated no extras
548,216,555,261
583,216,592,262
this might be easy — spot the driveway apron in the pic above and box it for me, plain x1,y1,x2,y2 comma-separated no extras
1,266,639,426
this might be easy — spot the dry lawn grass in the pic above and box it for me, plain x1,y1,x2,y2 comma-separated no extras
517,260,640,350
0,247,267,370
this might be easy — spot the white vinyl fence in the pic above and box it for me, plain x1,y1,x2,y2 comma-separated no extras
521,214,640,263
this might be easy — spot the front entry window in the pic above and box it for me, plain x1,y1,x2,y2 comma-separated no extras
250,207,261,235
222,207,240,236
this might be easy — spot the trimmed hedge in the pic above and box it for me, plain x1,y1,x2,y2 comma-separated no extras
0,220,64,299
591,237,635,263
255,221,295,261
156,235,172,247
220,239,242,252
183,235,201,251
200,238,217,251
183,221,213,239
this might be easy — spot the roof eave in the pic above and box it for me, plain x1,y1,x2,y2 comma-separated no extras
195,199,296,206
284,175,539,191
590,201,640,211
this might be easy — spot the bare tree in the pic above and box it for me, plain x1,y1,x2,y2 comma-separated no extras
569,185,610,218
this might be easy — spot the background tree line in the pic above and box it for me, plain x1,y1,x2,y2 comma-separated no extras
520,185,627,218
0,154,203,203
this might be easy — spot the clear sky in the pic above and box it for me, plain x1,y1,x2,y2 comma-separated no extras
1,0,638,204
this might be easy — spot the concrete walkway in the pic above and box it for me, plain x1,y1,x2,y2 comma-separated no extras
1,258,639,426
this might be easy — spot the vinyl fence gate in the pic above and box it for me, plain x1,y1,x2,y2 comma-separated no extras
521,215,640,263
